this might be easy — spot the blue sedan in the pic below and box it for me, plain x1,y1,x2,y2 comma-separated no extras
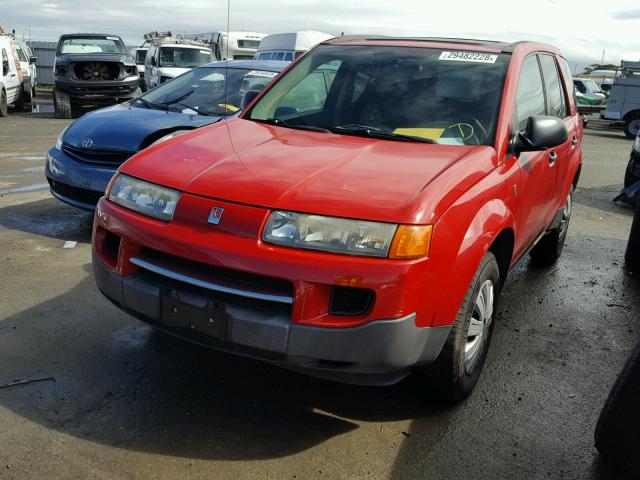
46,60,288,210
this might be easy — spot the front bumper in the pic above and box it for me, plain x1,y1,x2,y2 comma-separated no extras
45,148,117,210
55,75,139,100
92,196,451,385
93,251,450,385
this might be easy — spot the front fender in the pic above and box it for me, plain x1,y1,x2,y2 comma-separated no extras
423,196,515,328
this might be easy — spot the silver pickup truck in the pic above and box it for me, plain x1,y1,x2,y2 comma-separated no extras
602,61,640,139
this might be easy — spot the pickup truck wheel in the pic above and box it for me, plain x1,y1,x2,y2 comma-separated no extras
54,90,72,119
594,339,640,475
0,90,7,117
417,252,500,403
529,187,573,266
624,114,640,139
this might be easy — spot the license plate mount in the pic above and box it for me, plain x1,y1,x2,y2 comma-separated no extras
160,287,227,339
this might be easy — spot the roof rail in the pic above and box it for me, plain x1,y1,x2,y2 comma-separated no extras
325,35,388,44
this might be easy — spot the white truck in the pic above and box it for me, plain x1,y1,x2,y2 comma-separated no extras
0,28,22,116
601,61,640,138
254,31,334,61
180,31,267,61
143,32,214,90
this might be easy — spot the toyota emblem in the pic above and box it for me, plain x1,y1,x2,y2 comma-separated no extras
82,138,93,149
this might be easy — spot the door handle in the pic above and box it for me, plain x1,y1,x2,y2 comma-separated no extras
571,136,578,146
10,73,16,77
548,151,558,165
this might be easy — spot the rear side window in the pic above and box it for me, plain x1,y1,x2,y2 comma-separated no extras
284,52,293,61
257,53,270,60
515,55,546,131
573,80,586,94
16,47,27,62
539,54,566,118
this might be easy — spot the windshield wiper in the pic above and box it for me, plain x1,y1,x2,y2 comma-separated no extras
134,97,168,111
258,118,332,134
174,102,220,117
332,125,436,144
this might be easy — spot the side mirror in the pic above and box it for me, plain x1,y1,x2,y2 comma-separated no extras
513,115,568,154
240,89,261,110
29,56,37,64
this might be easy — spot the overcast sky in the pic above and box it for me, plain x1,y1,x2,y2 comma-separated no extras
3,0,639,72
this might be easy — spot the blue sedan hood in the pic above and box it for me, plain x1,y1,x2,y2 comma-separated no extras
64,104,220,153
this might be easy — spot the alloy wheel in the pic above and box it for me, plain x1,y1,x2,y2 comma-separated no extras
465,279,495,375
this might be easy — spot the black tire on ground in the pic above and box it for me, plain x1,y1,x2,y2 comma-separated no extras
54,89,73,119
0,90,7,117
21,85,33,108
416,251,501,403
623,113,640,139
530,187,574,266
594,339,640,475
32,85,36,98
624,158,639,189
14,87,25,111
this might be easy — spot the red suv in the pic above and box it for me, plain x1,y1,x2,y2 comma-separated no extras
93,37,582,402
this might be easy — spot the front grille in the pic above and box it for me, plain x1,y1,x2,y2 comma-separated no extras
62,143,134,166
73,61,121,81
135,248,295,305
48,178,103,205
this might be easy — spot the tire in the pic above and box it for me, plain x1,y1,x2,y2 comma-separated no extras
594,339,640,475
32,85,36,99
624,158,639,189
14,87,25,111
0,89,7,117
54,89,72,119
416,252,501,403
623,113,640,139
21,85,33,109
529,187,573,266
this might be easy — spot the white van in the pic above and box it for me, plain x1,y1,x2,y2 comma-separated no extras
15,41,37,103
255,31,334,61
0,30,22,116
144,36,214,90
131,46,148,89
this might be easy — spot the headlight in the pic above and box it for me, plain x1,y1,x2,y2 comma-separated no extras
262,211,432,259
55,126,69,150
107,174,181,221
634,135,640,154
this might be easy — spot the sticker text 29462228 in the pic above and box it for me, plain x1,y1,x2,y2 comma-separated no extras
439,51,498,63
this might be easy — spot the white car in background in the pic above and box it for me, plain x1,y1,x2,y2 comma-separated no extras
15,41,37,102
131,47,148,89
0,30,22,116
144,38,214,90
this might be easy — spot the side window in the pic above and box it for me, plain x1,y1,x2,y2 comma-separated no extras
573,80,586,94
515,55,546,131
278,60,341,114
275,52,285,61
16,47,27,62
539,54,566,118
257,53,270,60
1,49,9,76
284,52,293,61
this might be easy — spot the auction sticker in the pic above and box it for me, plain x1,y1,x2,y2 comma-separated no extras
439,51,498,63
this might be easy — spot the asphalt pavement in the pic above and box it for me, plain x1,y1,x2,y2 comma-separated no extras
0,99,638,480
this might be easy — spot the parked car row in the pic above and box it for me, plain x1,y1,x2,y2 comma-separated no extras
51,36,582,403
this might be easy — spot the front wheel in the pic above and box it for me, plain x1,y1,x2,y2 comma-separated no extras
0,90,7,117
529,187,573,266
624,113,640,139
416,252,501,403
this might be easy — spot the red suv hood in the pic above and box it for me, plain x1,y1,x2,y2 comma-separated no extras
121,118,491,223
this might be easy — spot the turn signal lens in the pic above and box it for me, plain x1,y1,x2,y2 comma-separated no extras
389,225,433,259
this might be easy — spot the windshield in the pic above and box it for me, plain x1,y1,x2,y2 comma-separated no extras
247,45,510,146
139,66,279,116
159,47,214,68
135,49,147,65
58,37,127,55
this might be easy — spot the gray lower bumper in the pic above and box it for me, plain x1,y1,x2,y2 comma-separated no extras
93,252,450,386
